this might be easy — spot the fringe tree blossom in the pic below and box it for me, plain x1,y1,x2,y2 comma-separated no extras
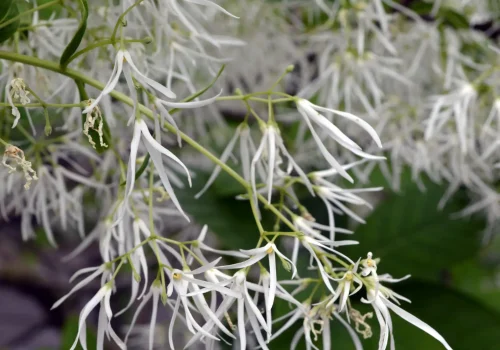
4,1,497,350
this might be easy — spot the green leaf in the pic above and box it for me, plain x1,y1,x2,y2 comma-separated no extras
451,257,500,313
178,172,271,250
439,8,470,29
0,0,14,23
343,178,485,282
61,314,97,350
0,2,19,44
407,3,470,30
365,282,500,350
407,2,433,15
60,0,89,67
271,282,500,350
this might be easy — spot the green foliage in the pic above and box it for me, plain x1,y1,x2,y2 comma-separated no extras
60,0,89,68
367,282,500,350
61,314,97,350
343,178,484,282
408,2,470,29
296,283,500,350
0,0,15,23
452,257,500,314
0,1,19,44
178,172,272,250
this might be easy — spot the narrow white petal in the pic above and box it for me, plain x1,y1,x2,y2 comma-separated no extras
217,253,266,270
268,252,277,310
52,268,104,310
125,122,142,199
96,302,106,350
185,0,239,18
267,128,276,203
310,103,383,148
322,317,331,350
139,120,191,186
333,313,363,350
83,51,124,114
385,298,452,350
199,242,248,258
69,266,101,284
124,51,176,99
189,258,222,274
169,298,180,350
144,142,190,222
149,288,160,350
247,306,270,350
70,286,108,350
302,113,353,183
270,309,303,341
158,90,221,109
251,132,268,205
237,297,246,350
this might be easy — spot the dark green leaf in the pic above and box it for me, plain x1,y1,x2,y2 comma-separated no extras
0,0,14,23
365,282,500,350
408,2,433,15
0,3,19,44
178,172,271,250
407,3,470,30
60,0,89,67
271,282,500,350
439,8,469,29
451,258,500,313
343,178,485,282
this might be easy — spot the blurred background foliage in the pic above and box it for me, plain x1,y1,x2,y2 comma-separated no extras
1,0,500,349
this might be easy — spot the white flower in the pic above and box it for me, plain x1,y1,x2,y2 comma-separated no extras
251,124,313,204
83,50,176,115
296,99,384,183
121,119,192,223
124,283,162,350
270,297,364,350
153,89,221,146
218,242,297,312
363,287,453,350
425,82,477,154
51,265,108,310
316,184,383,226
184,270,270,350
360,252,378,278
67,283,125,350
301,235,359,295
292,214,353,266
327,260,363,312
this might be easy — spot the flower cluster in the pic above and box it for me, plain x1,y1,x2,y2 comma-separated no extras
2,0,497,349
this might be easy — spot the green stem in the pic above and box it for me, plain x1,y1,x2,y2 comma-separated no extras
110,0,145,45
0,102,84,108
66,38,150,65
0,50,297,230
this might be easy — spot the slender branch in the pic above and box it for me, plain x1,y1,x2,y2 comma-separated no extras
0,51,297,230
